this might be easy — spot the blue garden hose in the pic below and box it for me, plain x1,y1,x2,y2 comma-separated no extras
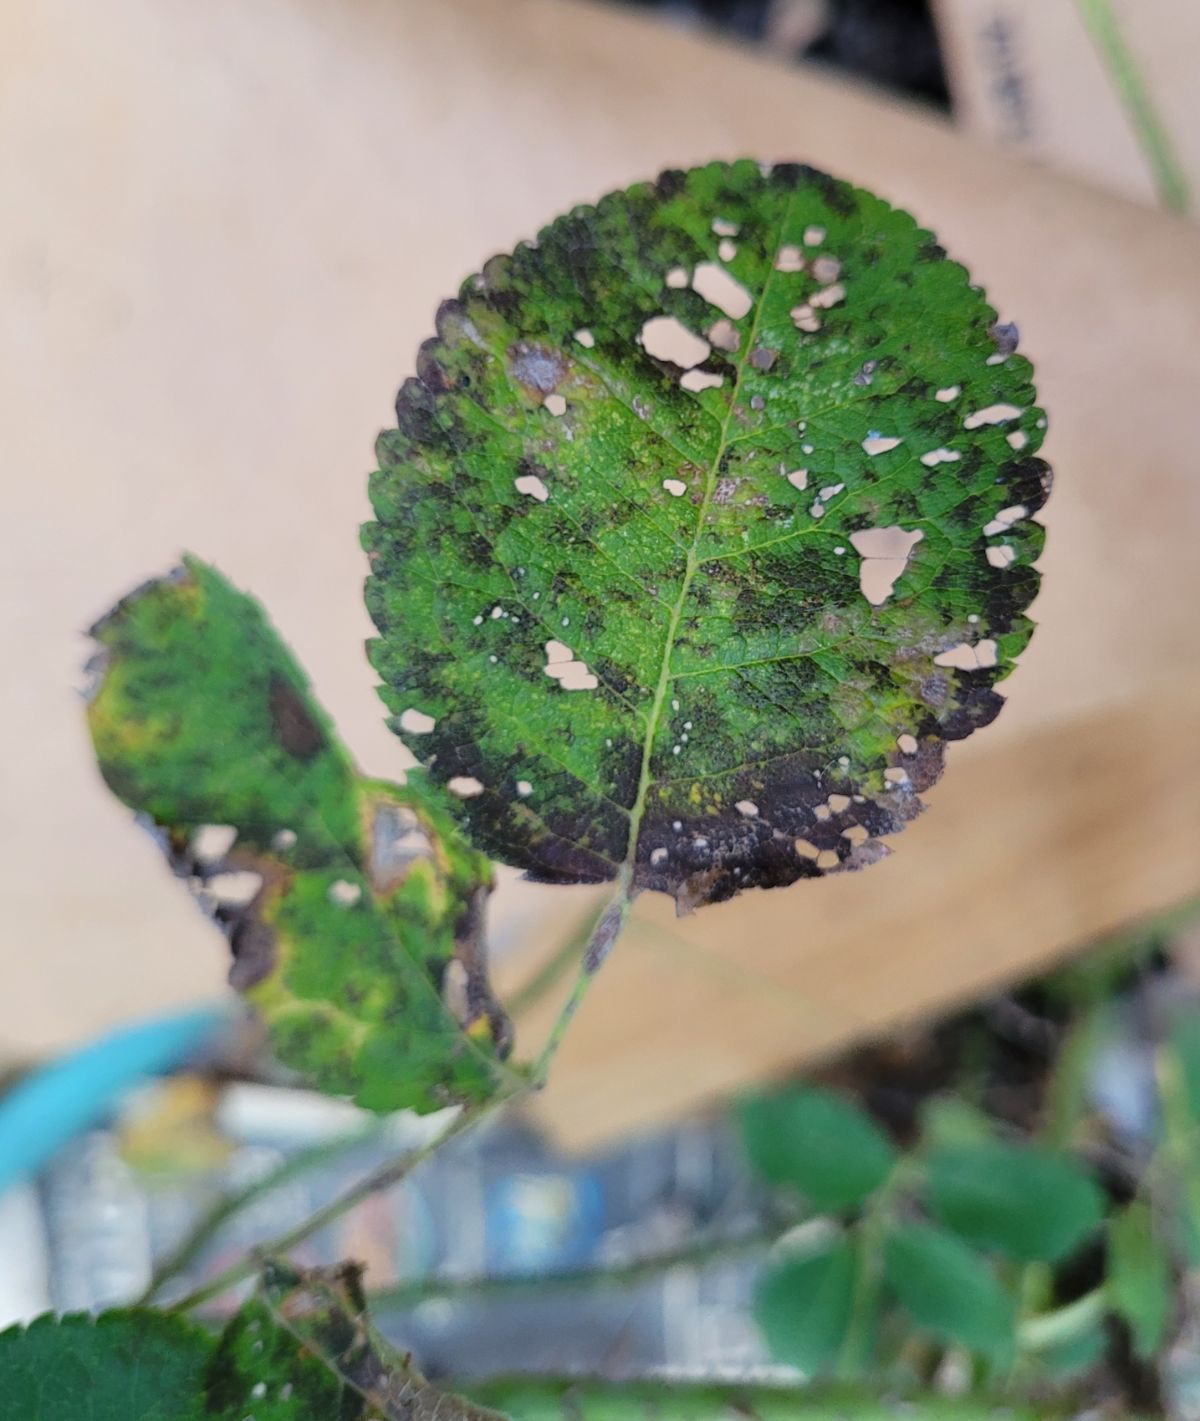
0,1005,229,1197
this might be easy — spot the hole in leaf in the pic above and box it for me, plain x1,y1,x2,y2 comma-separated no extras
987,544,1017,568
708,318,740,352
964,403,1023,429
692,262,752,319
791,304,820,333
680,369,724,392
897,733,918,754
574,328,595,348
543,393,567,417
327,878,362,907
811,254,842,284
273,828,297,852
982,504,1027,536
399,708,436,734
712,217,739,236
735,800,759,817
935,385,960,402
665,266,688,289
515,473,550,502
786,468,808,490
1007,430,1028,451
794,838,820,859
920,447,960,467
447,776,484,797
862,434,902,456
809,282,846,311
206,870,262,907
543,640,598,691
517,780,533,797
850,527,924,606
934,639,998,670
192,824,237,864
662,478,688,496
804,225,826,246
640,315,710,367
775,244,805,272
718,238,738,262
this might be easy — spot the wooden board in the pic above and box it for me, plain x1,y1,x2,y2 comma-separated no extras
3,0,1200,1147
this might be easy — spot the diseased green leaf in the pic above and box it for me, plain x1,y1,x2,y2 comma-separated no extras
0,1310,211,1421
754,1240,858,1372
365,160,1050,911
883,1222,1016,1363
739,1086,897,1209
87,556,514,1113
205,1299,358,1420
1109,1202,1172,1358
213,1262,504,1421
924,1141,1104,1262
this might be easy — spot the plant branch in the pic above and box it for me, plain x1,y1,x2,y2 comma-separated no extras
137,1118,389,1306
507,898,609,1019
167,1093,514,1315
531,870,636,1085
367,1229,771,1313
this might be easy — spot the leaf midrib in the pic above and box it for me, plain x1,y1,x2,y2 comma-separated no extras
621,193,797,881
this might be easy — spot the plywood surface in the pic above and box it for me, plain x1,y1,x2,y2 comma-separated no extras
3,0,1199,1146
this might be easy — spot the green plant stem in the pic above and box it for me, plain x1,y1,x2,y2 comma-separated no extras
167,1093,513,1315
836,1166,910,1380
366,1229,771,1313
155,876,643,1312
1016,1286,1107,1353
1075,0,1190,214
531,871,636,1085
507,898,609,1018
137,1118,389,1306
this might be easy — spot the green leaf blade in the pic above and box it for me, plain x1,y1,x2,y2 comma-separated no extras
0,1311,212,1421
754,1240,859,1372
883,1222,1016,1364
924,1141,1105,1263
366,160,1050,911
739,1086,897,1210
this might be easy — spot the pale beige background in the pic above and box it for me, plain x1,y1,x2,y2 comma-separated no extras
4,0,1199,1145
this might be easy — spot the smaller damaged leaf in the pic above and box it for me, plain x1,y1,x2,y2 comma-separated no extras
210,1261,505,1421
86,557,514,1113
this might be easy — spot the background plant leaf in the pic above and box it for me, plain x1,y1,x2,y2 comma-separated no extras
739,1086,897,1209
754,1239,858,1372
364,159,1049,911
1108,1202,1172,1358
87,556,513,1112
923,1141,1104,1263
0,1310,212,1420
883,1221,1016,1363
